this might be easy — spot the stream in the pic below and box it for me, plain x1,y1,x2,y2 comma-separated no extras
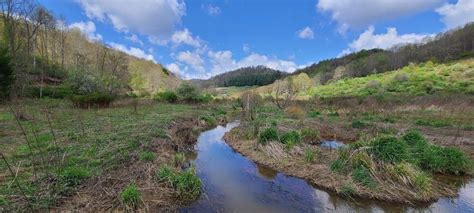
180,121,474,212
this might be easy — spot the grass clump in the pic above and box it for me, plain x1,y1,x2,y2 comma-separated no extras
308,110,321,118
304,149,315,163
351,167,376,188
402,129,426,145
199,115,217,126
61,166,91,186
156,165,202,201
330,159,348,174
154,91,178,103
139,151,156,162
173,152,186,167
301,128,320,144
120,183,141,208
351,120,367,129
280,130,301,149
370,136,408,163
258,127,279,145
418,145,471,175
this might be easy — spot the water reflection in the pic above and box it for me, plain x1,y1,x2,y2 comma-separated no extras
320,140,346,149
180,121,474,213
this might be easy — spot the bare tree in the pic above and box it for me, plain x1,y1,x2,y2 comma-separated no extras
272,78,297,109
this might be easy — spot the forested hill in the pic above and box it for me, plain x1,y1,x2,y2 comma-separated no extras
190,66,287,88
294,23,474,85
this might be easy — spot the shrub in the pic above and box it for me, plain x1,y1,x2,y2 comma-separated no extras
284,106,305,119
195,93,214,103
370,136,408,163
70,92,116,108
61,166,91,186
352,167,376,188
258,127,279,145
139,151,156,162
301,128,320,144
154,91,178,103
177,83,199,102
120,183,141,208
280,131,301,145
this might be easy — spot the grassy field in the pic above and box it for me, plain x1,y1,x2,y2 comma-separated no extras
0,98,230,211
225,95,474,203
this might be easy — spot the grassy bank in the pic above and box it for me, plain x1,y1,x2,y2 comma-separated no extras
0,98,231,211
225,96,474,204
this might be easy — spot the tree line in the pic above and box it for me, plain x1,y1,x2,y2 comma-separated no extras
295,23,474,84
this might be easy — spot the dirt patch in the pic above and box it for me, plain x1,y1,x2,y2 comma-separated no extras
224,125,461,205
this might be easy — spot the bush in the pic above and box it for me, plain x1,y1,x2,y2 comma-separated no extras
370,136,408,163
154,91,178,103
120,183,141,208
61,166,91,186
195,93,214,103
258,127,279,145
139,151,156,162
70,92,116,108
301,128,320,144
176,83,199,102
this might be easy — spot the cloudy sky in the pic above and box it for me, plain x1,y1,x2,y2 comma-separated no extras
39,0,474,79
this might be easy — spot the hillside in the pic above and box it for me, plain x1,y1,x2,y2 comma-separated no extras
293,23,474,85
190,66,287,88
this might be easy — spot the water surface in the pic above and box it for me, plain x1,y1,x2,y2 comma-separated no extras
181,121,474,212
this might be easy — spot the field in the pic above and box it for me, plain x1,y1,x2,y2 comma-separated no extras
0,99,231,211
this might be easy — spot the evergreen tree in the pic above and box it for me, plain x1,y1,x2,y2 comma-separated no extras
0,47,14,100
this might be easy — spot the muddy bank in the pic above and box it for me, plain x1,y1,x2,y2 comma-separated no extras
57,117,226,211
224,125,463,204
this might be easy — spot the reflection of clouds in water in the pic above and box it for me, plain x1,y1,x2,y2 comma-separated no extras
430,181,474,212
197,121,240,152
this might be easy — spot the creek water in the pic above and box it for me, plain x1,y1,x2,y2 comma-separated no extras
180,121,474,212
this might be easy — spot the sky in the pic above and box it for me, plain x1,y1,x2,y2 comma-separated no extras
38,0,474,79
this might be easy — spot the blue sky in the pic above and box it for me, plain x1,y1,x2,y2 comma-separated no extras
38,0,474,79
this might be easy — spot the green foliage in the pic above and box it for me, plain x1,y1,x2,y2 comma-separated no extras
173,153,186,167
70,92,116,108
417,145,470,175
155,166,202,200
304,149,315,163
156,165,174,182
308,110,321,118
330,159,347,173
0,47,14,100
139,151,156,162
177,83,199,102
351,167,376,188
370,136,408,163
258,127,279,145
120,183,141,208
301,128,320,143
61,166,91,186
200,115,217,126
280,131,301,150
67,70,106,95
414,172,432,192
154,91,178,103
402,129,426,145
415,119,451,128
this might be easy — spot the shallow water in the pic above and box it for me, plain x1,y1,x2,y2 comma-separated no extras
180,121,474,212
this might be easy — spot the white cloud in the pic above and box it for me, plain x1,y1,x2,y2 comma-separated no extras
77,0,185,38
171,29,202,47
108,42,156,62
125,34,144,46
317,0,443,31
297,26,314,39
69,21,102,41
340,26,433,56
166,63,181,74
177,51,205,72
243,44,250,53
205,4,221,16
207,50,299,77
436,0,474,29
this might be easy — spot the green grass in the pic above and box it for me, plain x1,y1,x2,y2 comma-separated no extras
120,183,141,208
139,151,156,162
258,127,279,145
309,59,474,98
304,149,315,163
156,165,202,201
340,183,356,197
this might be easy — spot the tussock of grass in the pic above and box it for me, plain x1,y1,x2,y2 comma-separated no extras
258,127,279,145
139,151,156,162
120,183,141,208
156,165,202,201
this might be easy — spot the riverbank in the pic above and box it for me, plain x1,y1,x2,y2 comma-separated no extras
0,99,231,211
224,96,474,204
